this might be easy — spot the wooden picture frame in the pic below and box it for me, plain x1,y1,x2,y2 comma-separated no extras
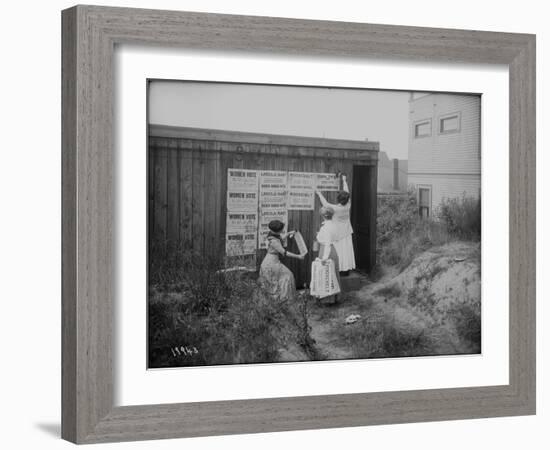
62,5,536,444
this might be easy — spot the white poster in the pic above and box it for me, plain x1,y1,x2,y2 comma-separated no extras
315,173,340,191
288,172,315,210
225,232,258,256
226,211,258,233
259,170,287,187
288,171,315,190
226,191,259,212
259,170,288,204
227,168,259,192
288,190,315,210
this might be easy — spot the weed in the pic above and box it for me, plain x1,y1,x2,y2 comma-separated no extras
449,297,481,351
338,313,436,359
377,191,481,270
438,194,481,241
148,248,315,368
374,283,402,299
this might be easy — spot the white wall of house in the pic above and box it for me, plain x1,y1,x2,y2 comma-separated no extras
407,174,480,213
408,93,481,215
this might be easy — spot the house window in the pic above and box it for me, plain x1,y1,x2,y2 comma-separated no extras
414,120,431,138
418,187,431,218
439,113,460,134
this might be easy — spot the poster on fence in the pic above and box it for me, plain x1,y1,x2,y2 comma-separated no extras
288,190,315,210
225,231,258,256
259,170,287,188
226,211,258,233
226,191,259,212
288,172,315,210
315,173,340,191
259,170,287,204
227,169,259,192
258,205,288,249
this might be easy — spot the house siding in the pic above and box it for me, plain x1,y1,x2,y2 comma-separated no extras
408,174,480,213
408,93,481,213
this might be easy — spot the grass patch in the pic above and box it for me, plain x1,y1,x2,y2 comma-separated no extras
374,283,402,299
148,246,316,368
448,297,481,351
377,190,481,270
337,313,436,359
438,194,481,241
414,262,448,285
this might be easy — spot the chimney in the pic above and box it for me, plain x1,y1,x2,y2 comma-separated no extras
393,158,399,190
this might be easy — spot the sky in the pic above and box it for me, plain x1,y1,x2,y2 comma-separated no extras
148,81,412,160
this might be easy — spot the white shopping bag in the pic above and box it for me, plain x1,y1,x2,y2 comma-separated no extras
310,258,340,298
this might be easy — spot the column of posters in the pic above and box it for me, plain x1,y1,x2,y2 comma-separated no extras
258,170,288,249
225,169,258,257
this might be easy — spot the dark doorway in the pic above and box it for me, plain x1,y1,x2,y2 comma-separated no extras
351,165,377,272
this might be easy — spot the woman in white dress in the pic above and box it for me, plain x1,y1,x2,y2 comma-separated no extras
315,174,356,275
315,206,340,304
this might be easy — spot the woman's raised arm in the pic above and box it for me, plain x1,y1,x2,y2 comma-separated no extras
315,190,330,207
342,175,350,194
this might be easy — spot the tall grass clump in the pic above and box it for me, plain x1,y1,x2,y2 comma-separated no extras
438,194,481,241
338,313,436,359
448,297,481,351
377,190,450,269
377,190,481,270
148,242,314,367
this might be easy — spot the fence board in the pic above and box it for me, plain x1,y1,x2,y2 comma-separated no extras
192,141,205,255
178,144,193,247
166,141,179,245
153,142,168,248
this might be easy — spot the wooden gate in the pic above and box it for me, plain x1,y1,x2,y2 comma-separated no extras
148,125,378,288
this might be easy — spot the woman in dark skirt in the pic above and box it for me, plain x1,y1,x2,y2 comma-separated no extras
258,220,304,302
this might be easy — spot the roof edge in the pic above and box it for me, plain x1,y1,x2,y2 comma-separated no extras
148,124,379,152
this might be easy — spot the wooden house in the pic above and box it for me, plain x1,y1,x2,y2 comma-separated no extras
148,125,379,288
408,93,481,217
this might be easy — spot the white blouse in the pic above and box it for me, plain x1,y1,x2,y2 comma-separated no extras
316,220,339,260
317,177,353,241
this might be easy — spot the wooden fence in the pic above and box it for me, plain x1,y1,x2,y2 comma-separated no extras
148,125,379,287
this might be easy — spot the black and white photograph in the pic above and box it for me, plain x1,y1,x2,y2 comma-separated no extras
147,81,482,369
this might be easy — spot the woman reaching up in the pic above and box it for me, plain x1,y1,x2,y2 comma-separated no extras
315,174,356,275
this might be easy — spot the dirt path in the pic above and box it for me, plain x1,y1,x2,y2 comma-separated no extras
305,241,481,360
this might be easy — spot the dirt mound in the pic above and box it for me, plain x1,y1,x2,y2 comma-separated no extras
306,241,481,360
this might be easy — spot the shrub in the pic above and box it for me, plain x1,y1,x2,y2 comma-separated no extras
148,246,314,367
339,314,436,359
378,217,451,270
374,283,402,299
377,189,419,247
438,194,481,240
448,298,481,351
377,191,480,269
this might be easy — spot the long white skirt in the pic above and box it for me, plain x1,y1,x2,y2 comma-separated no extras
333,235,356,271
